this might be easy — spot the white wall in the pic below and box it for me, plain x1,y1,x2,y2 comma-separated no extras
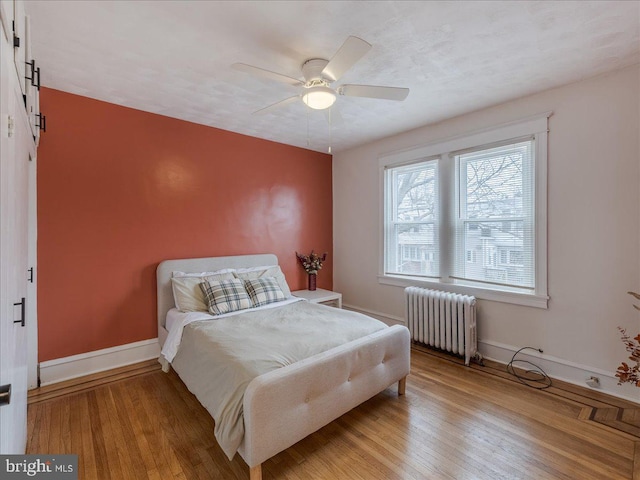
333,64,640,402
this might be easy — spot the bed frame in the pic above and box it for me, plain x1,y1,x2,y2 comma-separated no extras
157,254,411,480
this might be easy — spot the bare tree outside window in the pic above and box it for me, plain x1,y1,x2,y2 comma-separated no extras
456,141,534,288
387,160,439,277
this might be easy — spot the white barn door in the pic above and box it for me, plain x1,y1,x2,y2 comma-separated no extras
0,16,30,453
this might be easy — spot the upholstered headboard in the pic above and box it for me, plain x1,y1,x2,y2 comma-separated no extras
156,253,278,347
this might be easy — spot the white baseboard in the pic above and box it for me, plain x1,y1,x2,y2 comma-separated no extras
39,338,160,387
341,304,638,404
479,339,639,404
343,303,405,327
36,323,639,404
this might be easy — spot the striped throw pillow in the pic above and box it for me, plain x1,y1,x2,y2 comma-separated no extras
199,278,252,315
244,276,286,307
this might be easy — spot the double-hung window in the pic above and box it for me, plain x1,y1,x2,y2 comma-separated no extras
453,139,535,289
385,159,439,278
381,114,549,308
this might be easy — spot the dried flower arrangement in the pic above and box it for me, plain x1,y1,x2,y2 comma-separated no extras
615,291,640,387
295,250,327,275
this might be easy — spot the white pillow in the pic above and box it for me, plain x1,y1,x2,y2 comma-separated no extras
171,269,236,312
172,268,235,278
233,265,291,298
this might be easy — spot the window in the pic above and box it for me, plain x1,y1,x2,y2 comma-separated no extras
385,159,438,277
380,114,549,308
454,139,534,289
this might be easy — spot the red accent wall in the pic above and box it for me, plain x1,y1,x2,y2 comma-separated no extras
37,88,332,362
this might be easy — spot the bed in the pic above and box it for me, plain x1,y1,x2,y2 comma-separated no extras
157,254,411,480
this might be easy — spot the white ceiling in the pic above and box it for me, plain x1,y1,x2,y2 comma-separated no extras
27,1,640,153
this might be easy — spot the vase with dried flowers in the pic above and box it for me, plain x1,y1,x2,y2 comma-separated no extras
296,250,327,291
615,291,640,387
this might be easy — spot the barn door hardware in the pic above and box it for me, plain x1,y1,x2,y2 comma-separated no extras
0,384,11,406
12,21,19,48
36,113,46,132
13,297,25,327
25,60,40,90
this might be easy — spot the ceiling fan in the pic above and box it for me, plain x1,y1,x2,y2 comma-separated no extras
232,36,410,115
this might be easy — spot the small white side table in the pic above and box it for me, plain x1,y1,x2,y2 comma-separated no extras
291,288,342,308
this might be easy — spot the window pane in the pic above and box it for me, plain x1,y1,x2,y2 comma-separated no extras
394,164,437,222
394,223,438,276
455,140,534,289
459,221,532,287
461,142,530,219
385,160,439,277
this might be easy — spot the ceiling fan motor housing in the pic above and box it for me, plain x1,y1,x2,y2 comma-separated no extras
302,58,330,83
301,58,337,109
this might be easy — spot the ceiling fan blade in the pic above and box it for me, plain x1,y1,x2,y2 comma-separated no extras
253,96,300,115
339,84,409,101
321,36,372,82
232,63,304,86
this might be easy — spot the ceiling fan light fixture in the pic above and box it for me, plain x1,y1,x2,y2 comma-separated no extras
302,86,336,110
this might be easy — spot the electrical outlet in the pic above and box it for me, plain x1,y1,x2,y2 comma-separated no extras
586,376,600,388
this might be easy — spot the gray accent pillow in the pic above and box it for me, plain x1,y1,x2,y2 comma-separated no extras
200,278,252,315
244,277,286,307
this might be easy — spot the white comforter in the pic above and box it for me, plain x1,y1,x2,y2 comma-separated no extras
161,297,303,363
168,300,387,460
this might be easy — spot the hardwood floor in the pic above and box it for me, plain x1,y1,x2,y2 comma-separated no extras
27,349,639,480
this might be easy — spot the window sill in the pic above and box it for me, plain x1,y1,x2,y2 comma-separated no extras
378,274,549,309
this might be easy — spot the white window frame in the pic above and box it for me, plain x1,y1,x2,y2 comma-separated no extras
378,113,550,309
384,157,440,279
453,137,535,289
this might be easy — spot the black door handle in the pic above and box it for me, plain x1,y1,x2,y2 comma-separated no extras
28,268,33,283
13,298,25,327
36,113,46,132
0,384,10,406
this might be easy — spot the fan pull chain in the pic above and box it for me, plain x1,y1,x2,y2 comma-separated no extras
328,108,332,154
306,106,310,147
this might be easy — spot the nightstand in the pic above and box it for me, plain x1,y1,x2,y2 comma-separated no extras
291,288,342,308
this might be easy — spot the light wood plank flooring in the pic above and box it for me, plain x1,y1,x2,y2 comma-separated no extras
27,348,639,479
